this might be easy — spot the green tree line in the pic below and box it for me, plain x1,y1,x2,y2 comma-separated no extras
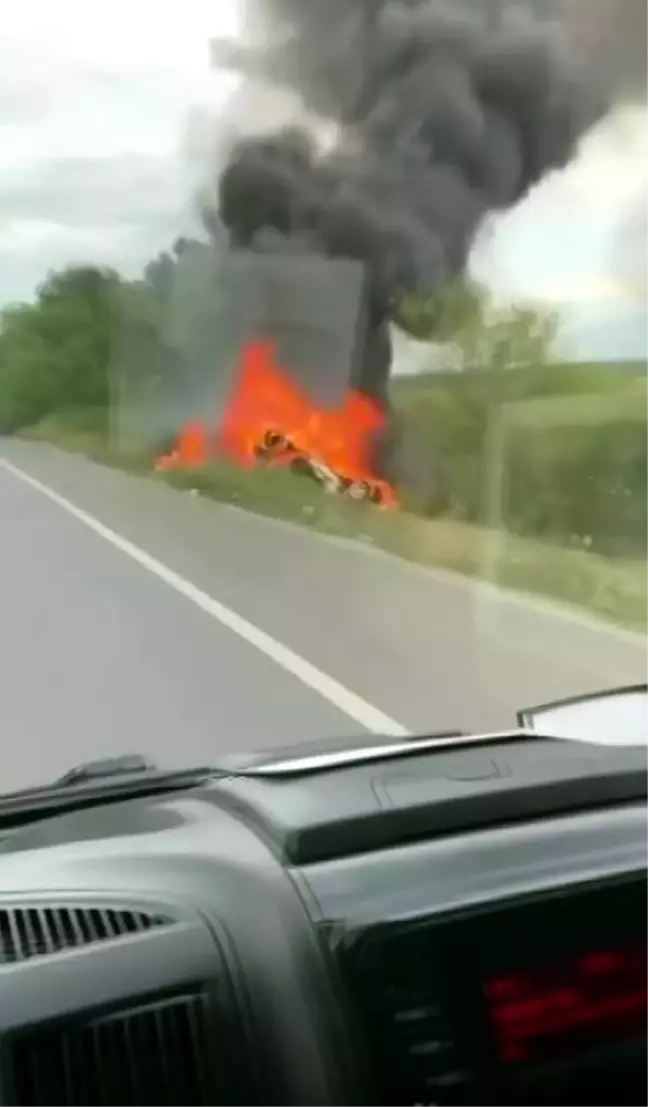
0,247,645,561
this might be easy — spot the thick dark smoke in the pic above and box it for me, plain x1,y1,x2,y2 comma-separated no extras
213,1,606,401
566,0,647,99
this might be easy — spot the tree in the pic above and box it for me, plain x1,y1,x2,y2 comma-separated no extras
0,265,121,431
386,280,562,516
396,278,487,348
143,251,176,304
0,249,220,438
37,265,119,306
397,280,559,372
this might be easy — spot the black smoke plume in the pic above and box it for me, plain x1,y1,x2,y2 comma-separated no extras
213,1,605,402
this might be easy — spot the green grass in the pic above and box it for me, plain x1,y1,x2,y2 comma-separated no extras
390,359,648,402
20,402,647,634
21,409,152,473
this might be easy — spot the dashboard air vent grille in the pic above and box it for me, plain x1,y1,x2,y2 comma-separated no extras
0,906,170,964
10,992,217,1106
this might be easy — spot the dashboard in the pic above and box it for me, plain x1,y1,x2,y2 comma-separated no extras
0,730,645,1105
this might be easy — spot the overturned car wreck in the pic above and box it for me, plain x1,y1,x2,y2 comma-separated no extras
155,251,398,508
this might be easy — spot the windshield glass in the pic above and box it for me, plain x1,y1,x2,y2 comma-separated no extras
0,0,645,794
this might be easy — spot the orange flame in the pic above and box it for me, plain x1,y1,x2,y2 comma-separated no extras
156,339,397,508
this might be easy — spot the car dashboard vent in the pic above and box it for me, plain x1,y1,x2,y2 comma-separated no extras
0,905,171,963
9,992,218,1106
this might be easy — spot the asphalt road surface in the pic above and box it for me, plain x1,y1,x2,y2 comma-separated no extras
1,439,645,793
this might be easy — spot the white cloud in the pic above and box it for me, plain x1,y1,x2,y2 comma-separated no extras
471,107,647,292
0,0,240,302
470,105,647,358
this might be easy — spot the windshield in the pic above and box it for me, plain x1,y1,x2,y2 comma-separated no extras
0,0,645,794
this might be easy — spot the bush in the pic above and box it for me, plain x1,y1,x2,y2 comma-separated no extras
391,362,647,560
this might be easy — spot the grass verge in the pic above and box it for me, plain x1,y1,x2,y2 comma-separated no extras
20,412,647,634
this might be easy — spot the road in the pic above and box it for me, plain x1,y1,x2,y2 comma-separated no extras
0,438,645,792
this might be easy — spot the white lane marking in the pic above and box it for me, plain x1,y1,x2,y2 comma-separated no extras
0,458,410,738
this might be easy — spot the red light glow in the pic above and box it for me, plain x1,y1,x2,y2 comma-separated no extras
484,943,647,1065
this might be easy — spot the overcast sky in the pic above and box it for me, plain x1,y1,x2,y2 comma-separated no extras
0,1,238,300
0,0,645,363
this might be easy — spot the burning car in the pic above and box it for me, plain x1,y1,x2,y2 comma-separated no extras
157,338,398,509
253,428,393,505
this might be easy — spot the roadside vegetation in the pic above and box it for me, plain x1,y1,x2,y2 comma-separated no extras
1,245,645,632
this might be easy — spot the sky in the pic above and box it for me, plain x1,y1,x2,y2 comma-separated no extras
0,1,239,301
471,104,647,362
0,0,645,364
